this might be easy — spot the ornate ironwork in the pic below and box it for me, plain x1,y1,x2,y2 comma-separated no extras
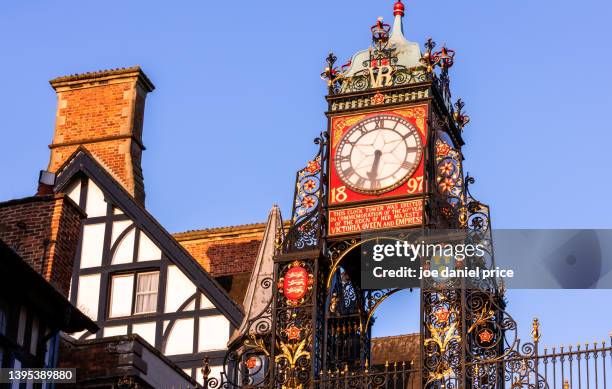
321,53,343,96
221,278,274,388
282,133,328,254
453,99,470,131
214,4,612,389
270,257,325,389
315,361,419,388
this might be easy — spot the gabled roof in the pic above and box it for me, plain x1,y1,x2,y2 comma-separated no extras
53,147,244,327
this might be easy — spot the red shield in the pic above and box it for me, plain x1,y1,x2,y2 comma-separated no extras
283,266,309,301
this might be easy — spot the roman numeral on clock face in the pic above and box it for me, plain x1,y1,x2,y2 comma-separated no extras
373,118,385,129
339,155,351,163
401,161,414,170
343,167,355,178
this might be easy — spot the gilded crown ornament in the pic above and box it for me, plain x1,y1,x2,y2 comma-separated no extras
371,17,391,47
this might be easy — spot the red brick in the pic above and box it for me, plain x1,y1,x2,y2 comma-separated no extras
0,194,85,297
47,67,154,205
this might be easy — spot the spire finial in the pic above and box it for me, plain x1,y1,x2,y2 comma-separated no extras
390,0,405,39
393,0,405,17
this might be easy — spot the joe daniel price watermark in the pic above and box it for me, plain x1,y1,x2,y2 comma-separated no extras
360,229,612,289
0,368,76,384
359,233,515,289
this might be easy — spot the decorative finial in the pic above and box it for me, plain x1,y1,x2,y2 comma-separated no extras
531,318,541,343
200,357,212,388
393,0,405,17
453,98,470,131
436,46,456,70
371,17,391,46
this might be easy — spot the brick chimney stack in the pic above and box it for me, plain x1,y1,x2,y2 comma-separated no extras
47,67,155,205
0,194,86,297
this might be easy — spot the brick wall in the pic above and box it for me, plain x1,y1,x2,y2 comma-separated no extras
0,194,85,296
174,224,268,277
58,334,196,388
58,335,146,382
47,67,154,204
182,238,261,276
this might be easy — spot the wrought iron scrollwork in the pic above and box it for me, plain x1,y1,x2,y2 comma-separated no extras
282,133,328,254
271,259,318,389
221,277,274,388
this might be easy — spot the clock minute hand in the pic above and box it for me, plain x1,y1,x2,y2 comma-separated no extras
367,150,383,181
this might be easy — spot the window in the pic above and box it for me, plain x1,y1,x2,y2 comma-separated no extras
17,307,27,346
135,272,159,314
164,318,194,355
132,321,156,346
109,274,133,318
80,223,105,268
198,315,230,351
165,265,196,313
109,271,159,318
85,179,107,217
77,274,101,320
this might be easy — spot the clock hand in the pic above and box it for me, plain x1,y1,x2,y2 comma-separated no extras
367,150,383,181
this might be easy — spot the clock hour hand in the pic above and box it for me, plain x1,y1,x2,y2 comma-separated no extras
367,150,383,181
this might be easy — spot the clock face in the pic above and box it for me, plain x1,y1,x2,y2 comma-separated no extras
334,114,423,194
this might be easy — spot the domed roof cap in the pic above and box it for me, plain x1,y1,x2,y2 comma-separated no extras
341,0,422,78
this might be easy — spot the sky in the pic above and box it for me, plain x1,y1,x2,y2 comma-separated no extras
1,0,611,348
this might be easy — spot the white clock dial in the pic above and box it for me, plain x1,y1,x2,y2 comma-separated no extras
335,114,423,194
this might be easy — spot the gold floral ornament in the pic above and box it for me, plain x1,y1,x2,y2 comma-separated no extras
275,337,311,389
300,196,316,209
467,303,495,335
424,305,461,386
243,334,270,357
303,179,316,191
285,325,302,341
305,160,320,174
435,140,452,157
424,321,461,354
392,105,427,133
439,161,454,175
478,329,494,344
332,115,366,148
371,92,386,105
434,307,451,323
438,177,455,193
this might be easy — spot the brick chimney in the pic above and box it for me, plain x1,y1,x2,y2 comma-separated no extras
47,67,155,205
0,194,86,297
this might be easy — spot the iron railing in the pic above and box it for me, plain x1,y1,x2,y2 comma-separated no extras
467,335,612,389
314,361,419,389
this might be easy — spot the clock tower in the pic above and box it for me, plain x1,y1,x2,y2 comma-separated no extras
223,2,500,388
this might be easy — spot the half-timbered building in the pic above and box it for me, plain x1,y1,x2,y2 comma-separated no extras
54,148,244,382
41,67,247,385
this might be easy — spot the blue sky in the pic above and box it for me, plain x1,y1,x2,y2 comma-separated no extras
1,1,611,347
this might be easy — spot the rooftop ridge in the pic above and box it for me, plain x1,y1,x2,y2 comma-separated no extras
173,220,291,239
372,333,419,340
49,66,155,91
